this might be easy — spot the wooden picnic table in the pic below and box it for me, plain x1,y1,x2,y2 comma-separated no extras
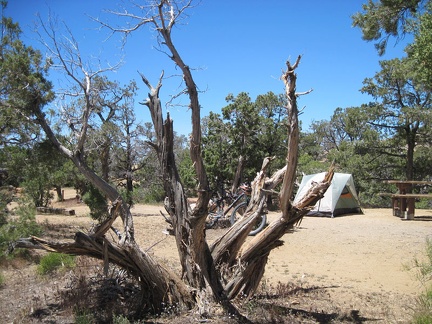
383,180,432,219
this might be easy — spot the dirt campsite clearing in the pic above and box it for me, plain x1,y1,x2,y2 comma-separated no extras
1,188,432,322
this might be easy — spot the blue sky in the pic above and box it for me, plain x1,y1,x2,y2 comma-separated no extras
8,1,408,136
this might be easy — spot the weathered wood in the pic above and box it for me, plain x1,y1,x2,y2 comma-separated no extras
36,207,75,216
378,192,393,197
384,180,432,185
13,232,195,312
391,194,432,198
209,56,331,300
390,194,432,219
140,65,238,316
16,1,332,317
18,52,330,320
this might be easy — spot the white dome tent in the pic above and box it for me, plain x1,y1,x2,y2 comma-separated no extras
294,172,363,217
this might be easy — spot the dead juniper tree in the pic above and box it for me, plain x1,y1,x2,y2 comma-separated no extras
14,0,333,318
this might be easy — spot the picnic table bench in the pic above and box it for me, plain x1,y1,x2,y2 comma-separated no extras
382,180,432,219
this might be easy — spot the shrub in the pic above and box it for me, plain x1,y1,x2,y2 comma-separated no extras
74,310,95,324
414,238,432,285
0,197,42,258
412,289,432,323
0,271,4,286
141,186,165,204
0,187,13,227
113,314,131,324
411,239,432,323
416,198,432,210
82,184,108,222
37,252,75,275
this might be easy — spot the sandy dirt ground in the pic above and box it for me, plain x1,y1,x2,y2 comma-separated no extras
3,188,432,322
124,206,432,296
46,189,432,295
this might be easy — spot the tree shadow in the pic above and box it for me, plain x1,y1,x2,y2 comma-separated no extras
254,299,382,323
252,284,383,323
256,284,340,300
412,215,432,221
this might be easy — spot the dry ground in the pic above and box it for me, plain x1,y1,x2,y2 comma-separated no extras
1,188,432,323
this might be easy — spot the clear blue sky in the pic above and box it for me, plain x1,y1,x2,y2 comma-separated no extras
8,0,407,136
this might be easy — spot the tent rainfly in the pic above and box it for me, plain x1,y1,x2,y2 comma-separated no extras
294,172,362,217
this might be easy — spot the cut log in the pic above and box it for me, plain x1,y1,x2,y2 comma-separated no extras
36,207,75,216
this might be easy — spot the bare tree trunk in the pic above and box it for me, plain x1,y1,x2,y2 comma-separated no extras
139,71,242,317
14,1,336,319
125,134,134,205
405,128,417,181
231,155,245,194
16,54,332,319
208,56,330,299
14,231,195,312
54,185,63,202
18,104,196,311
100,141,110,182
134,4,245,316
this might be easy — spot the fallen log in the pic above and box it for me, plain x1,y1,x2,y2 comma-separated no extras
36,207,75,216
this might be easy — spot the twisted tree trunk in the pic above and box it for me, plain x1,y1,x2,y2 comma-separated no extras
14,2,334,319
15,55,333,319
208,57,331,299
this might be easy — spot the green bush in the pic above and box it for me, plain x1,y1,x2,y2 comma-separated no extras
416,198,432,210
142,186,165,204
0,271,4,286
412,239,432,323
37,252,75,275
0,197,42,258
0,187,13,227
113,314,130,324
413,289,432,324
413,314,432,324
415,239,432,284
74,310,95,324
82,185,108,222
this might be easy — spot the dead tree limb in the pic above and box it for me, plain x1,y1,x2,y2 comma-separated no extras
14,0,334,319
13,233,195,311
207,55,333,299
